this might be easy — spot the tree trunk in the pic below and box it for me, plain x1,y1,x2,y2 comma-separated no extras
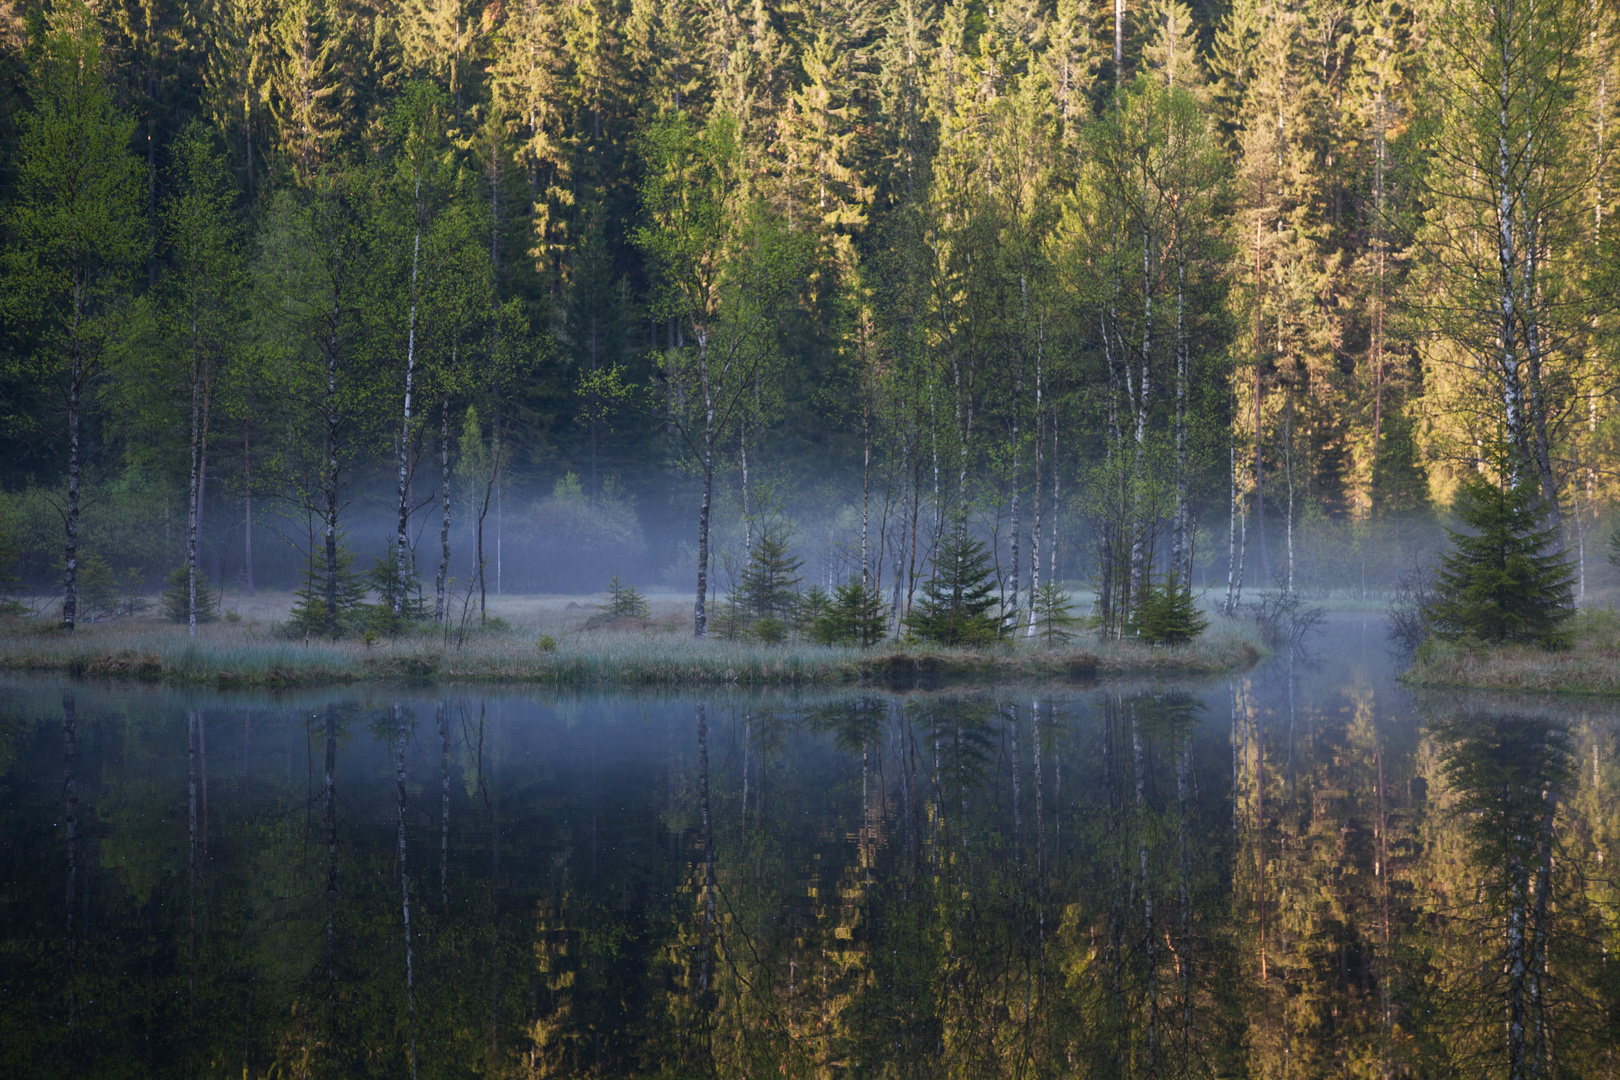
436,398,451,622
323,328,341,636
187,333,204,637
694,345,715,636
1173,264,1190,587
396,202,423,617
63,344,82,633
243,420,254,595
1027,331,1044,636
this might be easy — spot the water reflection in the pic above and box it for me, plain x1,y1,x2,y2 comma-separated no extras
1,618,1617,1078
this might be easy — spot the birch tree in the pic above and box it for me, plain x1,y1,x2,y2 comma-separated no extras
3,2,144,633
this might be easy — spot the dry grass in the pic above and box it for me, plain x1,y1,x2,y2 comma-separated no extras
0,589,1263,688
1400,608,1620,696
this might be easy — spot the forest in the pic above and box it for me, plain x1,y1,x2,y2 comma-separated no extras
0,0,1616,639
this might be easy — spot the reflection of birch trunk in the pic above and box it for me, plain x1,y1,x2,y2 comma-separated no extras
1375,738,1391,1074
1177,736,1192,1056
188,709,199,1028
395,705,419,1080
324,706,338,1001
1032,698,1046,959
697,704,714,998
63,689,78,1047
1011,705,1023,870
438,702,449,910
1133,712,1156,1071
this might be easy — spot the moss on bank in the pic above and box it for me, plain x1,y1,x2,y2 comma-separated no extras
0,618,1262,689
1400,609,1620,696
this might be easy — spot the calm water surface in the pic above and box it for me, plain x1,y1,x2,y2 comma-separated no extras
3,615,1618,1078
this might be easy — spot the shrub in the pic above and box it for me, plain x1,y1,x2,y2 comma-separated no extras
1429,473,1573,647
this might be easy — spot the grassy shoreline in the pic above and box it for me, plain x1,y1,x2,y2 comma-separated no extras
0,592,1263,689
1399,609,1620,697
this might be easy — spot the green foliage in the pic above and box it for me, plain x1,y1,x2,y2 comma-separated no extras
1429,474,1574,648
813,578,889,647
740,526,803,621
160,565,219,624
0,530,23,616
599,574,650,619
905,529,1008,647
1030,581,1079,647
1134,576,1209,645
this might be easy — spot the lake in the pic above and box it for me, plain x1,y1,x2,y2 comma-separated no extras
2,614,1616,1077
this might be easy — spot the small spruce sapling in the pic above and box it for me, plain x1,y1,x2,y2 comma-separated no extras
1428,472,1574,647
600,573,650,618
1030,581,1079,647
740,525,803,621
1134,575,1209,645
904,528,1008,647
288,544,365,638
162,565,219,624
814,578,888,647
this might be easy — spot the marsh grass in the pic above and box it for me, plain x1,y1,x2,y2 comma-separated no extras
1401,608,1620,696
0,590,1263,688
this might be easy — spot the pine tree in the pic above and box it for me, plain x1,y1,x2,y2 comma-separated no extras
1429,473,1575,647
904,528,1008,646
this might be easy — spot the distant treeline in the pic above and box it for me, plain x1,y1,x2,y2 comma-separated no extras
0,0,1616,631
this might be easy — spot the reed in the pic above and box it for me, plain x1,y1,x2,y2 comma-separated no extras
0,612,1262,689
1400,609,1620,697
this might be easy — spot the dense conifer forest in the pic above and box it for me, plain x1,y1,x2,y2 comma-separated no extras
0,0,1615,634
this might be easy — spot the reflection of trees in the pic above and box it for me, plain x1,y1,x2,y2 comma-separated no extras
8,686,1618,1079
1423,710,1612,1080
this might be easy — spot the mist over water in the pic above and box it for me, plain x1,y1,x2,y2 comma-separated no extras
2,614,1616,1076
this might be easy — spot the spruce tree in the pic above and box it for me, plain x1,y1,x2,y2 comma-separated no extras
815,578,888,647
162,565,219,624
904,528,1007,647
288,544,364,638
1134,575,1209,645
601,573,651,618
1031,580,1079,647
740,525,803,620
1428,473,1574,647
